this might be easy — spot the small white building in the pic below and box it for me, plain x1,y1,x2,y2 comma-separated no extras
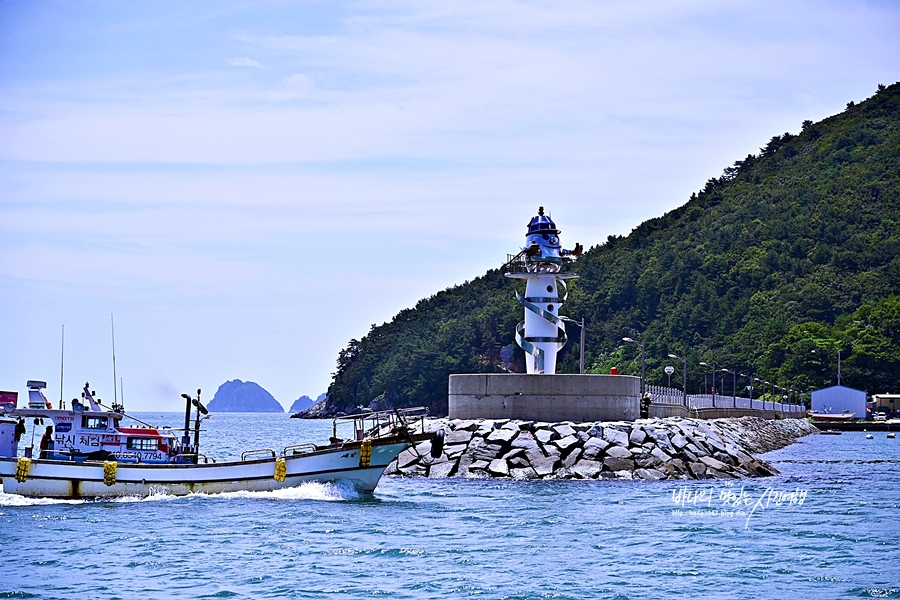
811,385,866,418
872,394,900,413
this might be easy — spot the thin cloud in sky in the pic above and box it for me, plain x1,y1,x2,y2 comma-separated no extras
0,0,898,410
226,57,265,68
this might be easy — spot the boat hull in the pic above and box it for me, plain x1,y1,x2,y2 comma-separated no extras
808,412,855,421
0,438,414,499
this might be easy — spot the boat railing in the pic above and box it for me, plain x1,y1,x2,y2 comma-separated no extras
333,406,429,442
174,453,217,464
283,443,316,456
241,448,276,461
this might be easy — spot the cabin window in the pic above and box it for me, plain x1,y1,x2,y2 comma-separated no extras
127,437,159,451
82,416,109,430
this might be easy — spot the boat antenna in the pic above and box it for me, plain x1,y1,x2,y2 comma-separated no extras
59,324,65,409
95,398,157,428
111,313,118,408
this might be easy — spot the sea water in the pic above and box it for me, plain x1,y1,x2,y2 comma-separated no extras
1,413,898,599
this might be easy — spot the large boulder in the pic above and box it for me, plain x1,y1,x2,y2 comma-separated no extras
629,427,646,446
581,437,609,460
529,456,559,477
488,459,510,477
603,427,630,448
428,460,455,478
487,428,518,444
603,456,634,472
553,435,580,453
446,429,474,445
634,468,666,481
605,445,632,459
571,459,603,479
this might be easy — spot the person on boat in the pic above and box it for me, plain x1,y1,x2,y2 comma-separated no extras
39,425,54,459
14,417,26,442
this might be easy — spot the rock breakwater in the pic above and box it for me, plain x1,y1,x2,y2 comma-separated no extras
386,416,817,481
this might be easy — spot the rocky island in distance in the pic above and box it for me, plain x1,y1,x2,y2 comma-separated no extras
207,379,284,413
206,380,326,413
289,393,326,414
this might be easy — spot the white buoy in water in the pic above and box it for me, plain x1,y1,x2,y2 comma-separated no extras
866,434,874,439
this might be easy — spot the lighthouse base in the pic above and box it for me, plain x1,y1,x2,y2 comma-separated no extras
448,374,640,422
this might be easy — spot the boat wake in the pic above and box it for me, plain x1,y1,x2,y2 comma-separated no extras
0,491,87,507
214,480,363,502
109,487,182,503
0,480,363,506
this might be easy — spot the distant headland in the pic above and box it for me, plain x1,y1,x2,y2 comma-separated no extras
289,393,326,413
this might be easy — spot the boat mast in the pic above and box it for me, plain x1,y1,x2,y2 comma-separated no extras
59,324,65,409
182,393,192,451
111,314,118,409
193,389,206,450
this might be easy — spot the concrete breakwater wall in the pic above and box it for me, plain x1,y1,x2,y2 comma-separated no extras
386,416,817,481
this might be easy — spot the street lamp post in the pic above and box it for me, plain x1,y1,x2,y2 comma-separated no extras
740,373,749,409
623,337,645,394
699,361,716,406
813,348,843,386
668,353,688,407
561,316,585,374
837,349,842,386
721,368,737,408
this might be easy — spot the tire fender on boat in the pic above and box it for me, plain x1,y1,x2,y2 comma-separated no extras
430,429,445,459
103,461,117,486
359,440,372,468
15,457,31,483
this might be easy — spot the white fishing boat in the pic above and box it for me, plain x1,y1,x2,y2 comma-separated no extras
807,409,856,422
0,381,440,499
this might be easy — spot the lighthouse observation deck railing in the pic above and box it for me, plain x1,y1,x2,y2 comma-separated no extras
645,384,803,413
504,252,529,273
503,252,576,274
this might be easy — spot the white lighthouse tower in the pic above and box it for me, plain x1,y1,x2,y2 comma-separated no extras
505,207,582,374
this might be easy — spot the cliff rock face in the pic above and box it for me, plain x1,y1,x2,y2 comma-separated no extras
207,380,284,413
289,393,326,413
292,394,331,418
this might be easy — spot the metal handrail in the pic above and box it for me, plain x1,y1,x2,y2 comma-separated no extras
241,448,276,461
283,443,316,456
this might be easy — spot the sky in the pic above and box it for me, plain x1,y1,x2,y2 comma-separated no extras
1,0,898,411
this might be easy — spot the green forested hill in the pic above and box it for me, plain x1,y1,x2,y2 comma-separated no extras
322,82,900,416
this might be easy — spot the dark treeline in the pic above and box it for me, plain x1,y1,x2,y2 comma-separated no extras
321,82,900,416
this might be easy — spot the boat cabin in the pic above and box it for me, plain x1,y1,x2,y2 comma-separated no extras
0,381,181,463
